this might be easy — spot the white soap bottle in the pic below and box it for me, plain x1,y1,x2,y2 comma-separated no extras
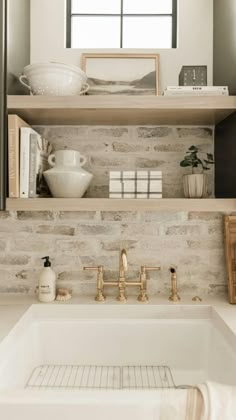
38,256,56,303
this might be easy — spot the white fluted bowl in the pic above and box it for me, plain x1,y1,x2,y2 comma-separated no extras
19,62,89,96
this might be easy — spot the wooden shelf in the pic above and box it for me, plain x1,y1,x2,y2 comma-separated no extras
7,95,236,126
7,95,236,212
6,198,236,212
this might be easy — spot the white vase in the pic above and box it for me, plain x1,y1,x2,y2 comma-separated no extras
43,150,93,198
183,174,208,198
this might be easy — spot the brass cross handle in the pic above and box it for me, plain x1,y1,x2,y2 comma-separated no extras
83,265,105,302
138,266,161,302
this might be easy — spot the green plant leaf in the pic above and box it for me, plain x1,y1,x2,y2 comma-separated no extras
207,153,214,161
189,145,199,152
180,160,192,167
204,159,214,165
180,145,214,172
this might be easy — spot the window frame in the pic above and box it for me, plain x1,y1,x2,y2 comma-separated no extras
66,0,177,49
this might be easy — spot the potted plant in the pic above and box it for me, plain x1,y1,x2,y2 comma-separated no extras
180,145,214,198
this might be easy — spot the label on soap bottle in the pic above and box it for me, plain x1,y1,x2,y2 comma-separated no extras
39,285,51,295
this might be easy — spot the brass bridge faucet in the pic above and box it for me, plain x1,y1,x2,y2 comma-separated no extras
83,249,160,303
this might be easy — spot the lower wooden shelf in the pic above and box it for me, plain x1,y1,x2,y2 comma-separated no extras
6,198,236,212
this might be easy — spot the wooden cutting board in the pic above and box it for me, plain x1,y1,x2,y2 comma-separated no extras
224,215,236,303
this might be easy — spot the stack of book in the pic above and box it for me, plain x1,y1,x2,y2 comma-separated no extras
8,115,53,198
163,86,229,96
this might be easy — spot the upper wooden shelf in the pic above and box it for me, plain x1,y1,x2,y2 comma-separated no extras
7,95,236,126
6,198,236,212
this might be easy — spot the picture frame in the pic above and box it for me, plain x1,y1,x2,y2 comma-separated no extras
81,53,160,96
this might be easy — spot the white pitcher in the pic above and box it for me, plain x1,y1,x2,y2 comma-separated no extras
43,150,93,198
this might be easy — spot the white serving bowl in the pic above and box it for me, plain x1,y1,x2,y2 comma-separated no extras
19,62,89,96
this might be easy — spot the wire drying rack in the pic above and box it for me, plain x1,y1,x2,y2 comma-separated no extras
26,364,177,390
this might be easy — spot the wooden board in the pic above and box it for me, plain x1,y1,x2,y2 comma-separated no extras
6,198,236,212
224,216,236,303
7,95,236,126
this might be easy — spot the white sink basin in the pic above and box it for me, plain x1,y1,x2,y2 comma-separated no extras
0,304,235,419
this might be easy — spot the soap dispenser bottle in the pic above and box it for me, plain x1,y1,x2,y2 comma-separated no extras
38,256,56,303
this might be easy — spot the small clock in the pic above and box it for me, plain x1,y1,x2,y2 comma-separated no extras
179,66,207,86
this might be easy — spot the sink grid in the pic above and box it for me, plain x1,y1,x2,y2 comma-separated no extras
26,364,177,390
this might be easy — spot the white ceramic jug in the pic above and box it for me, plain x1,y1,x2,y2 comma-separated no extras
43,150,93,198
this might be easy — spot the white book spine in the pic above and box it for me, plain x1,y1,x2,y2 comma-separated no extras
163,90,228,97
20,129,31,198
165,86,229,91
29,135,38,198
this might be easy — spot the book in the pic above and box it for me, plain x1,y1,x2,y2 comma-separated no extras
20,127,52,198
28,134,38,197
163,86,229,96
28,133,52,197
20,127,38,198
8,115,30,198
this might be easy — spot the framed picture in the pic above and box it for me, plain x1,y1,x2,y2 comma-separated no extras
81,53,159,96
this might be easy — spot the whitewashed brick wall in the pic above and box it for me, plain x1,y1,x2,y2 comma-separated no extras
35,125,215,198
0,125,225,299
0,210,227,298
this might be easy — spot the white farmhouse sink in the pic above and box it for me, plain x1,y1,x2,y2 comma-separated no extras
0,304,235,419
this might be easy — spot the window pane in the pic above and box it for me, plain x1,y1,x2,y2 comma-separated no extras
71,0,121,14
71,17,120,48
123,0,173,14
123,17,172,48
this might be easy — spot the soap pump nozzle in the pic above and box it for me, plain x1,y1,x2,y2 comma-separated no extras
42,256,51,267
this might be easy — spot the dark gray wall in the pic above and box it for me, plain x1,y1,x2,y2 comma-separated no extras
215,112,236,198
213,0,236,94
7,0,30,94
214,0,236,198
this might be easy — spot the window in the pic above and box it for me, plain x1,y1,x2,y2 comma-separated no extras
67,0,177,49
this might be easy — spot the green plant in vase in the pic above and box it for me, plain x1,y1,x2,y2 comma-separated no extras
180,145,214,198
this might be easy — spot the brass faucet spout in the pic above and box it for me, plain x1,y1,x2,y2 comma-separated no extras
119,249,127,275
117,249,128,302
